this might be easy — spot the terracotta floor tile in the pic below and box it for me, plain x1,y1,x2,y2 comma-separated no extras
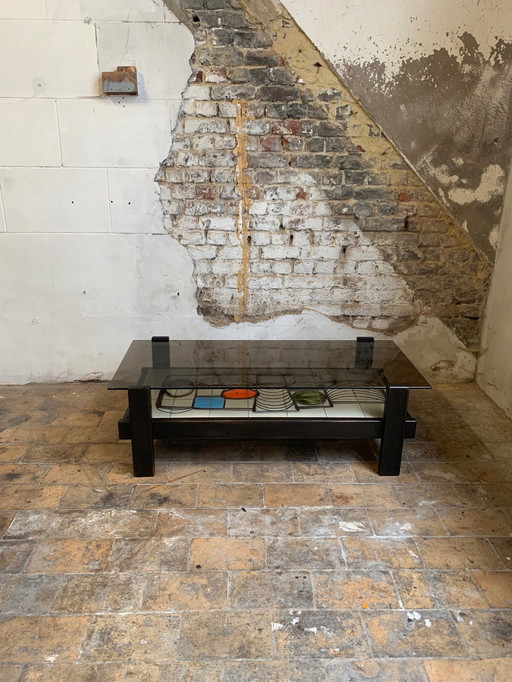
155,509,228,537
473,571,512,607
18,663,123,681
0,615,90,663
25,539,113,573
298,508,371,537
142,572,228,611
490,538,512,569
129,484,197,509
197,483,262,508
325,659,429,682
189,537,266,570
85,443,131,464
441,508,511,536
23,444,88,463
0,511,14,536
0,486,67,510
417,537,507,569
392,483,475,508
455,610,512,657
314,570,399,610
5,510,85,539
80,510,158,538
0,664,23,682
169,462,233,483
272,609,371,658
342,537,423,569
466,462,512,483
476,483,512,508
229,571,314,609
0,540,35,573
106,537,190,573
0,426,69,446
412,462,472,483
366,610,465,658
80,614,181,662
228,507,300,537
264,483,330,507
53,574,148,613
223,661,302,682
266,537,343,570
42,464,110,485
0,574,64,615
394,570,488,609
329,483,399,508
177,611,273,660
59,484,133,510
292,461,356,482
0,446,27,463
424,658,512,682
368,508,448,536
232,461,292,483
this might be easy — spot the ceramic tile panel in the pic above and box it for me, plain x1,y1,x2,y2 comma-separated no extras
0,100,61,166
0,168,110,233
0,20,99,98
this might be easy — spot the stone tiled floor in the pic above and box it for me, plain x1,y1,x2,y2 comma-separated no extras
0,382,511,681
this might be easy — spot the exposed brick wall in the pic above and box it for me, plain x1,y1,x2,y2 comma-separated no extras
159,0,492,346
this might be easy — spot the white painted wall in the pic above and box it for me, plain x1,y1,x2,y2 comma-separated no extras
0,0,478,383
282,0,512,78
477,166,512,416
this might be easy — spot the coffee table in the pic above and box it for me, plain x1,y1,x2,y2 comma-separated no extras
109,337,430,477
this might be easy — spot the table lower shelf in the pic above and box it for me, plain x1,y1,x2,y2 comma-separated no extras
118,410,416,441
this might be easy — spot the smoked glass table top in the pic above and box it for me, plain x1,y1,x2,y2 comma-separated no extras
109,340,430,392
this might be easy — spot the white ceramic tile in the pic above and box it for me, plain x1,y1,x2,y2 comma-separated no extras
0,100,61,166
324,403,367,418
287,407,328,418
0,0,46,19
0,20,99,97
96,21,193,99
0,190,6,232
108,169,164,234
0,168,110,233
58,99,174,167
46,0,177,21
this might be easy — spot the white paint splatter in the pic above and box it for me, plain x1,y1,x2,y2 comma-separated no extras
338,521,367,532
271,622,284,631
489,224,500,249
304,627,318,634
448,164,505,205
425,618,432,627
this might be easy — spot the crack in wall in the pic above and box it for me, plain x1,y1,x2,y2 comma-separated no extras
234,99,253,321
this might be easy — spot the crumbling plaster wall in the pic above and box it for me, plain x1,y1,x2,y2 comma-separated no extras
0,0,488,383
477,160,512,416
283,0,512,260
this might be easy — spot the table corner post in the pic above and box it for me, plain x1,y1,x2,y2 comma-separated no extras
378,385,409,476
128,384,155,477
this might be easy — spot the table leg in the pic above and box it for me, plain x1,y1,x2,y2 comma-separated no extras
128,386,155,477
379,386,409,476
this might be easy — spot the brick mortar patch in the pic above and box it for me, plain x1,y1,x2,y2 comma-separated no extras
160,0,492,346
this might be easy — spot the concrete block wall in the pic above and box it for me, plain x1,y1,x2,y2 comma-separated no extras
0,0,198,382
